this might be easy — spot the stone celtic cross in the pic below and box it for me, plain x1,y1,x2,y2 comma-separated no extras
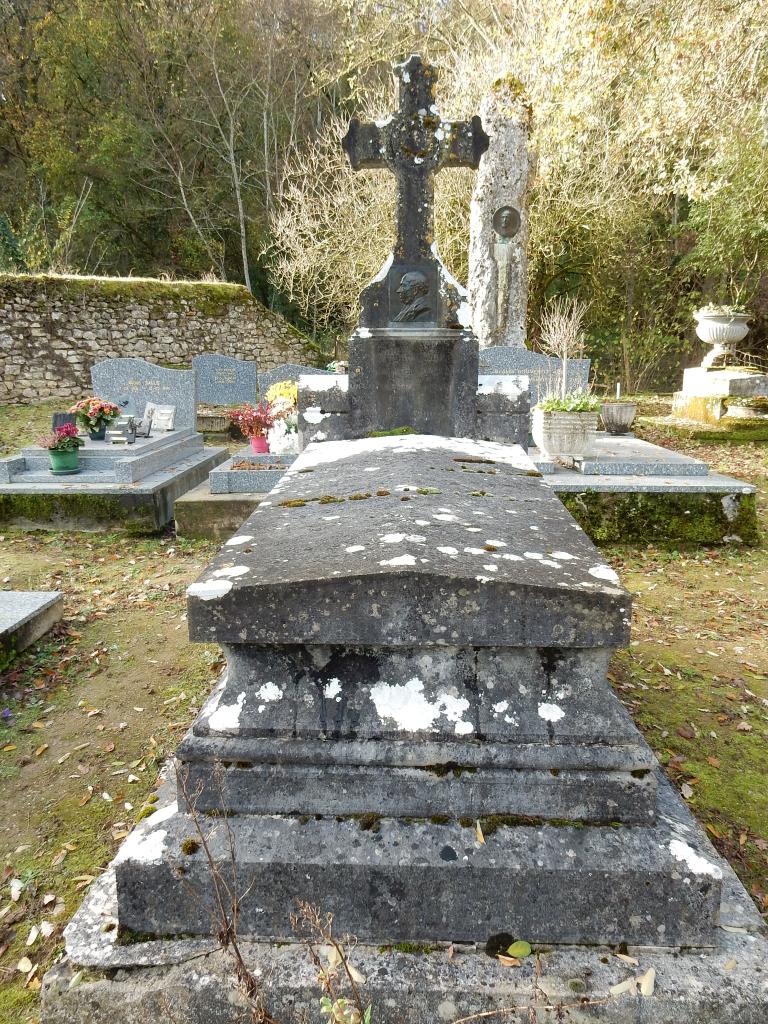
343,54,489,327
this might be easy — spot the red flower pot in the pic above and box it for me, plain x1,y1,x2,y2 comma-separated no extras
250,435,269,454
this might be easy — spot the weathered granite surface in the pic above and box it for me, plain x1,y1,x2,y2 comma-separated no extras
479,347,590,404
187,436,630,649
91,357,197,430
208,449,296,494
192,353,257,406
0,590,63,659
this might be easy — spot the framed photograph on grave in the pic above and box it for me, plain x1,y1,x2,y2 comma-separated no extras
144,403,176,431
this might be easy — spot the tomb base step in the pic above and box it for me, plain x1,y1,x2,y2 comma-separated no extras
42,932,768,1024
176,760,657,823
115,775,721,948
44,772,767,1024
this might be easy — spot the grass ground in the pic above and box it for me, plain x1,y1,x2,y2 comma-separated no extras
0,397,766,1023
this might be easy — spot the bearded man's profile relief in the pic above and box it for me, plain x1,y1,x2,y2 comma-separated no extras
392,271,432,323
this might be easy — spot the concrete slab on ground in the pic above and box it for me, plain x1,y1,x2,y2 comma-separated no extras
0,590,63,660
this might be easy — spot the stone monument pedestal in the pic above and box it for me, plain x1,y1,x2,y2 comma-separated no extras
347,327,479,436
42,435,768,1023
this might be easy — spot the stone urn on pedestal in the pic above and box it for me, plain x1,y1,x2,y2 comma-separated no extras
695,306,751,368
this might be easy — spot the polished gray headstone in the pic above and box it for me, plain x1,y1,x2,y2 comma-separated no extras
91,358,196,431
192,353,257,406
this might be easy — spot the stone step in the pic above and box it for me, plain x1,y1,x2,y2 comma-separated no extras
176,760,656,822
115,790,721,947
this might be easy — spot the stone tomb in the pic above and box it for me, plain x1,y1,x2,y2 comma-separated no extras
298,372,530,448
0,358,227,531
193,353,258,407
258,361,333,396
44,434,768,1023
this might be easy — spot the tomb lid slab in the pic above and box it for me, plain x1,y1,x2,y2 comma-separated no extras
187,435,630,648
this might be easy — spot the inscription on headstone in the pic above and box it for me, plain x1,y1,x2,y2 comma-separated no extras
192,353,258,406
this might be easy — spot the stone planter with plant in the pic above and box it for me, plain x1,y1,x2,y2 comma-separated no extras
532,392,602,460
38,423,85,475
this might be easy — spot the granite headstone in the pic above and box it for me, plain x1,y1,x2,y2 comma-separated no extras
479,346,590,404
91,358,197,432
258,362,332,395
192,354,257,407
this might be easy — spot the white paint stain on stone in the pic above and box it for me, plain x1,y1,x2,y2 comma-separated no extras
538,702,565,723
551,551,576,560
225,535,253,546
588,564,620,583
324,678,342,700
492,700,509,714
345,545,365,553
502,553,524,561
187,580,233,601
303,407,329,424
369,677,471,734
379,554,417,567
381,533,426,544
208,691,246,731
524,551,544,559
212,565,249,578
668,839,723,879
437,546,458,555
256,683,282,703
433,513,458,522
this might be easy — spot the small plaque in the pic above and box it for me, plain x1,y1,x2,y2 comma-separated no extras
145,403,176,431
493,206,521,239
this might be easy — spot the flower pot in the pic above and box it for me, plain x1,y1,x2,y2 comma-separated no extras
694,310,751,347
49,449,81,475
600,402,637,435
88,424,107,441
532,408,599,461
250,435,269,454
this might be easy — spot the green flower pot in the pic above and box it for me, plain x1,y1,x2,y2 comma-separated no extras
49,449,81,475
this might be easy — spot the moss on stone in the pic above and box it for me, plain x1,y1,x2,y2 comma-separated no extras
0,492,158,534
558,490,759,547
0,272,254,318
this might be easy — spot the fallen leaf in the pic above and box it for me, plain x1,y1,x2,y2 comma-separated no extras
609,976,636,997
706,756,720,768
638,967,656,996
736,721,752,732
16,956,33,973
34,744,49,758
10,878,23,902
724,958,737,971
506,940,532,958
476,820,485,845
614,952,639,966
681,783,694,799
496,954,521,967
676,726,695,740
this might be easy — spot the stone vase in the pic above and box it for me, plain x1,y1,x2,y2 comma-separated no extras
695,311,751,369
49,449,81,475
250,435,269,454
532,408,599,460
600,402,637,435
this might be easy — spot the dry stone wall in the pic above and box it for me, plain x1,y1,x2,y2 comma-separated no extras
0,274,314,404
